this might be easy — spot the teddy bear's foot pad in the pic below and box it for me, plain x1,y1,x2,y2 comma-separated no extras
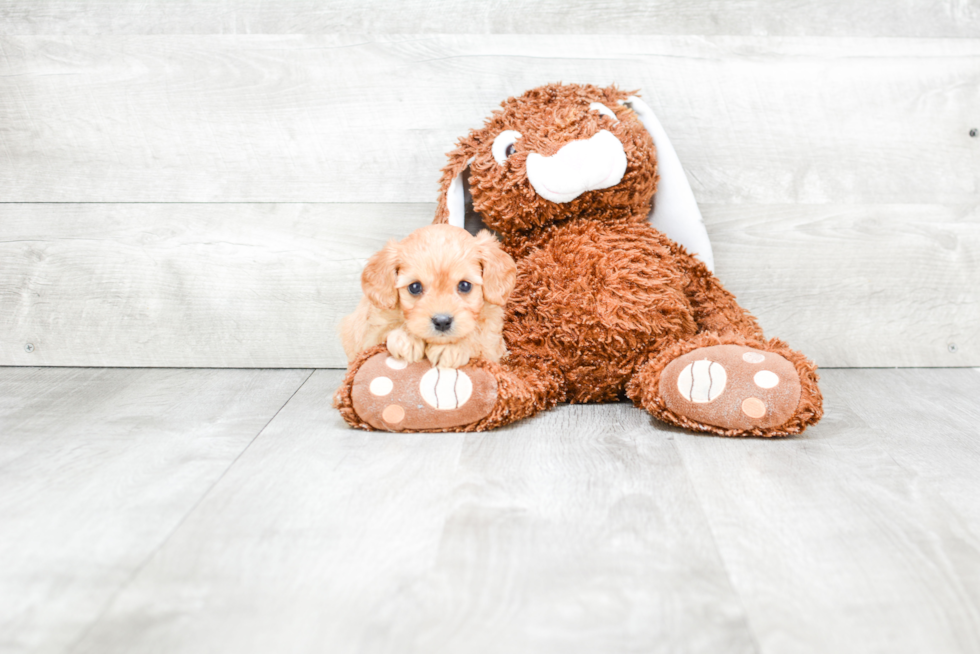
660,345,802,431
351,353,497,431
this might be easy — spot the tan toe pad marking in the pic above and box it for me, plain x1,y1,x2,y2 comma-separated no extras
741,397,767,418
382,404,405,424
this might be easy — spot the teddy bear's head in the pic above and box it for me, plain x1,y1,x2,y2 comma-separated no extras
433,83,659,235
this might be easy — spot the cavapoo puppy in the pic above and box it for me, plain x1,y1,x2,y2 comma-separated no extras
340,224,516,369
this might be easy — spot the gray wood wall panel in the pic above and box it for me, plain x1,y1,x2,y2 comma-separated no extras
1,33,977,368
0,203,431,368
2,1,978,37
714,203,980,368
1,202,975,368
1,36,976,204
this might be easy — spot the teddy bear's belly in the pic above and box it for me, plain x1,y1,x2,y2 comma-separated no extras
503,222,699,403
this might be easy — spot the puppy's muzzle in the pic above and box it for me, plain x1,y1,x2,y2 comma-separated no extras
431,314,454,333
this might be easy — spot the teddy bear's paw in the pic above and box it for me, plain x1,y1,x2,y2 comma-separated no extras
659,344,802,432
350,352,497,432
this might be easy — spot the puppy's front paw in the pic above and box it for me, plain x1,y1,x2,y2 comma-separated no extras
386,329,425,363
426,343,471,369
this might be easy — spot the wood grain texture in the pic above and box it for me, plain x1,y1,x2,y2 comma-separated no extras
68,369,759,654
1,35,977,204
671,367,980,653
1,0,978,36
0,368,968,653
1,202,975,368
0,203,433,367
711,203,980,367
0,367,310,654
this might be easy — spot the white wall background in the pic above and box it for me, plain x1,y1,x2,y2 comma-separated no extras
1,1,977,367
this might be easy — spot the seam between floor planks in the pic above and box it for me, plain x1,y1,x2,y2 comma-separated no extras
5,367,980,653
0,367,314,654
66,369,760,653
63,369,315,653
667,431,765,653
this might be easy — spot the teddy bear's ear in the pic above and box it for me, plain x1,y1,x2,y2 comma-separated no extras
622,95,715,272
433,139,477,229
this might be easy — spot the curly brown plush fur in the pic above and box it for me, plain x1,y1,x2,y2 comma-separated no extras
435,84,656,234
339,82,822,437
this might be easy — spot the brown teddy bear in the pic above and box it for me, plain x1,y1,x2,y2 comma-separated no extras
335,83,823,437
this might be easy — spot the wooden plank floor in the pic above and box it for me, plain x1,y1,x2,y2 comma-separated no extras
1,367,979,653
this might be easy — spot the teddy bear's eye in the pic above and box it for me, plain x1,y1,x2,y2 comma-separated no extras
408,282,423,295
492,130,522,164
589,102,619,123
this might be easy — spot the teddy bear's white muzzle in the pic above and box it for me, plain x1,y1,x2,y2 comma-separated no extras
525,130,628,204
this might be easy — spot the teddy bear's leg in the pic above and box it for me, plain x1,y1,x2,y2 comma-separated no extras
334,345,564,432
626,333,823,437
681,257,767,341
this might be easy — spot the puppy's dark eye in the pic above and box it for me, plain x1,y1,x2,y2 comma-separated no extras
408,282,423,295
457,280,472,293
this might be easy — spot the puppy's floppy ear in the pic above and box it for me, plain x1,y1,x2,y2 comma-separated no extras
361,241,400,310
434,136,477,228
475,230,516,306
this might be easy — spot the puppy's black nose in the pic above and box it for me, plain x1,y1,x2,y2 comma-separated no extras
431,314,453,332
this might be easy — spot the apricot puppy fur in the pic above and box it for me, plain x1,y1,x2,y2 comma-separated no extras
340,224,517,369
